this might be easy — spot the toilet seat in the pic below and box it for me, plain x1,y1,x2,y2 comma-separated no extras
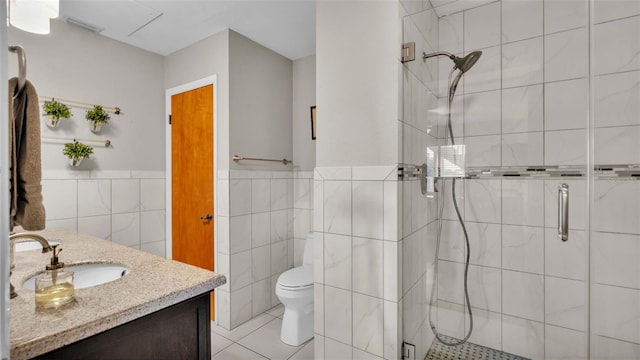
277,265,313,290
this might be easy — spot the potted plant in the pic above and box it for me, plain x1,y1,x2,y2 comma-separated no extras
85,105,110,133
42,99,72,128
63,140,93,167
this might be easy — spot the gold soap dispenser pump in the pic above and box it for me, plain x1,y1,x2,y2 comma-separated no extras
35,245,75,309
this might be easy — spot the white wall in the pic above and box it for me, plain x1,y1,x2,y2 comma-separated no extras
292,55,316,171
165,29,294,172
8,20,165,171
314,1,404,359
164,29,230,170
316,1,401,167
229,30,293,171
167,29,299,330
7,20,167,256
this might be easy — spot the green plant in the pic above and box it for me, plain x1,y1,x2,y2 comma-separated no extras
43,99,72,120
63,140,94,160
85,105,110,124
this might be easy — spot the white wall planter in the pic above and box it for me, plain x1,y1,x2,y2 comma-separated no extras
45,115,65,128
90,122,104,133
69,158,83,167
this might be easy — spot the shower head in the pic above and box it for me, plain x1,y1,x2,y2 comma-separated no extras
422,50,482,73
453,51,482,73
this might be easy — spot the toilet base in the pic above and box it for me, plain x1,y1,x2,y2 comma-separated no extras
280,304,314,346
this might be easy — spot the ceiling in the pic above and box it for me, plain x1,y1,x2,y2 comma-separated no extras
59,0,316,60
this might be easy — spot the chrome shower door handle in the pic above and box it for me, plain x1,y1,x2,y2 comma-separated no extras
558,184,569,241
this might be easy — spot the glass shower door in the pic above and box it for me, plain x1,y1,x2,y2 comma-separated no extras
402,0,593,359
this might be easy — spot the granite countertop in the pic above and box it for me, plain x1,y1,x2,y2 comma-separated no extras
10,229,226,359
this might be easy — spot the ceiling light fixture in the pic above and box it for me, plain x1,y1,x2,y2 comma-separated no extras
9,0,59,35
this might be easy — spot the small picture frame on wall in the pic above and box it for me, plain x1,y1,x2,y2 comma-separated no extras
310,106,317,140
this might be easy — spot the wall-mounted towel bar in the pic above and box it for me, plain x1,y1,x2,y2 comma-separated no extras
232,155,290,165
8,45,27,94
42,137,112,147
40,96,121,115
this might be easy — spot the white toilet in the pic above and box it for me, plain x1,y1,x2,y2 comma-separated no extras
275,232,314,346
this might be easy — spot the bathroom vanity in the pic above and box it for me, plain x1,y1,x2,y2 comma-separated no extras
9,229,225,359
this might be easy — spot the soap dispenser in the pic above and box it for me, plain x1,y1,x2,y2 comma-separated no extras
35,245,75,309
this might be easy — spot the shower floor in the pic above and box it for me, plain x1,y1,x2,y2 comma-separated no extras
425,335,530,360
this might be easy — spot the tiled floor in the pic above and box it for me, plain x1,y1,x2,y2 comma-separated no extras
211,305,314,360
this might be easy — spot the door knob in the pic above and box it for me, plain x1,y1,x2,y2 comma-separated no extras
199,213,212,222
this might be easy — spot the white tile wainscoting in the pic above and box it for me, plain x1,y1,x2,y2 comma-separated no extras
41,169,166,257
42,168,317,334
216,170,313,330
313,166,403,360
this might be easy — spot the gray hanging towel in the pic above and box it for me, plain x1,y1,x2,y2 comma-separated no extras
9,77,46,231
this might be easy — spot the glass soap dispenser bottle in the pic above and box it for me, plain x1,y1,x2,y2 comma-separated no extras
35,245,75,309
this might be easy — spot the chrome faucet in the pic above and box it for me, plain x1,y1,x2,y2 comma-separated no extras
9,233,53,299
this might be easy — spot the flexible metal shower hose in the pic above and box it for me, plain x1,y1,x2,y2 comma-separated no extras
427,67,473,347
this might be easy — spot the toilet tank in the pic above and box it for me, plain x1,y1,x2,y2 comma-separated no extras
302,232,314,266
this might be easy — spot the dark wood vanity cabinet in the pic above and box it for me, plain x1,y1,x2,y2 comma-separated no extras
35,292,211,360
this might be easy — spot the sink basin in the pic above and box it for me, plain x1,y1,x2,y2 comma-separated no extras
22,263,131,291
15,240,61,252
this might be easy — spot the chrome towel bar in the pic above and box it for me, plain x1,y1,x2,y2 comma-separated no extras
232,155,290,165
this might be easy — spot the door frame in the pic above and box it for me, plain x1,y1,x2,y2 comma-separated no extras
165,75,218,265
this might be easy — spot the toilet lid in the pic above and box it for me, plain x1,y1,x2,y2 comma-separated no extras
278,265,313,289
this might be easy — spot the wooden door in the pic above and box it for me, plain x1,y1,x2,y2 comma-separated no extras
171,84,215,319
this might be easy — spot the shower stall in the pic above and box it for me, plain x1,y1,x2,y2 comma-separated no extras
400,0,640,359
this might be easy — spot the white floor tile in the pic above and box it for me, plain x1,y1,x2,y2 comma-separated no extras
211,330,234,357
212,313,276,342
238,318,303,360
289,340,314,360
267,304,285,319
212,343,267,360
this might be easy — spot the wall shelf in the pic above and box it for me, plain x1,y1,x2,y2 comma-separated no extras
40,96,121,115
42,137,112,147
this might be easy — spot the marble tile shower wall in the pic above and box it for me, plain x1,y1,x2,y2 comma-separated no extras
591,179,640,358
590,2,640,357
40,170,166,256
435,177,589,359
313,166,402,360
428,0,640,359
216,170,312,330
431,1,592,358
435,0,640,169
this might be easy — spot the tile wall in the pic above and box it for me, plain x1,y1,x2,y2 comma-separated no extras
216,170,313,330
313,166,402,360
413,0,640,359
437,0,591,169
591,1,640,357
426,1,593,358
293,171,314,267
434,177,588,359
40,169,166,256
44,165,314,333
